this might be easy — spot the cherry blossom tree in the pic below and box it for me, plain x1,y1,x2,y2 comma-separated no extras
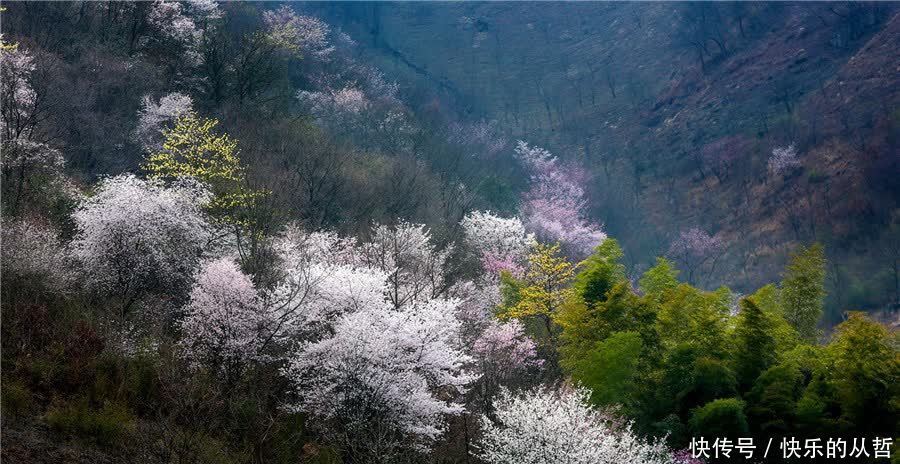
284,293,474,460
134,92,194,151
179,257,270,376
147,1,201,45
359,221,453,308
477,386,675,464
767,143,801,176
263,6,333,59
667,227,724,286
71,175,211,314
473,319,541,375
0,45,37,141
461,210,534,278
0,45,70,215
269,221,478,459
1,217,74,292
515,141,606,259
448,119,508,159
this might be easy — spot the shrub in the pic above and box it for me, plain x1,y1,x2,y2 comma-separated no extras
1,380,33,418
45,399,136,446
689,398,749,438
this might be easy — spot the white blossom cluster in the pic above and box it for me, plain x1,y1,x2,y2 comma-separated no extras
263,6,334,58
134,92,194,151
1,218,75,292
272,222,474,452
71,175,211,302
461,210,534,278
768,143,801,175
478,386,675,464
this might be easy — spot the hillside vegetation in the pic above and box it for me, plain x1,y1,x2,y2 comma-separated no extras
1,2,897,464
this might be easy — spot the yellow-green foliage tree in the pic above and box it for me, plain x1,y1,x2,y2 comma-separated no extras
500,242,574,338
144,114,267,230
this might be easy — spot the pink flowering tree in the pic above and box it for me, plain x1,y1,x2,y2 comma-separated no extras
667,227,724,286
477,386,676,464
179,258,271,378
471,319,542,414
515,141,606,260
71,175,211,315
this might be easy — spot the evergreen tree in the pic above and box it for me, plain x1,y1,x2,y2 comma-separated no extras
780,243,826,342
639,257,680,304
572,238,626,307
826,312,900,434
568,331,643,407
732,298,777,392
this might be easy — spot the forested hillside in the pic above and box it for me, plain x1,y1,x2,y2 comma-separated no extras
310,2,900,322
1,2,897,464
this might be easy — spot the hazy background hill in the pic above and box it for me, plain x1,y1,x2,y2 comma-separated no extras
311,2,900,323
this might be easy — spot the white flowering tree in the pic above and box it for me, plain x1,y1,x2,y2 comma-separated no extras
359,221,453,308
262,6,333,59
179,257,270,377
1,217,74,292
448,119,508,159
461,210,534,278
71,175,211,314
767,143,801,176
477,386,675,464
134,92,194,151
667,227,723,286
270,222,478,460
0,45,69,215
284,296,474,461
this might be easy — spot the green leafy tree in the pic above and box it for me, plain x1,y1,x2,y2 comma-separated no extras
747,284,800,355
655,284,730,358
501,242,574,332
568,331,643,407
572,238,626,307
689,398,749,438
780,243,826,342
745,364,804,435
732,298,777,392
144,114,268,230
826,312,900,434
677,357,739,417
639,257,680,304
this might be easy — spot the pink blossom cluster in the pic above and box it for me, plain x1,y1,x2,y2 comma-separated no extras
667,227,723,260
515,141,606,259
180,258,270,370
473,319,542,373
